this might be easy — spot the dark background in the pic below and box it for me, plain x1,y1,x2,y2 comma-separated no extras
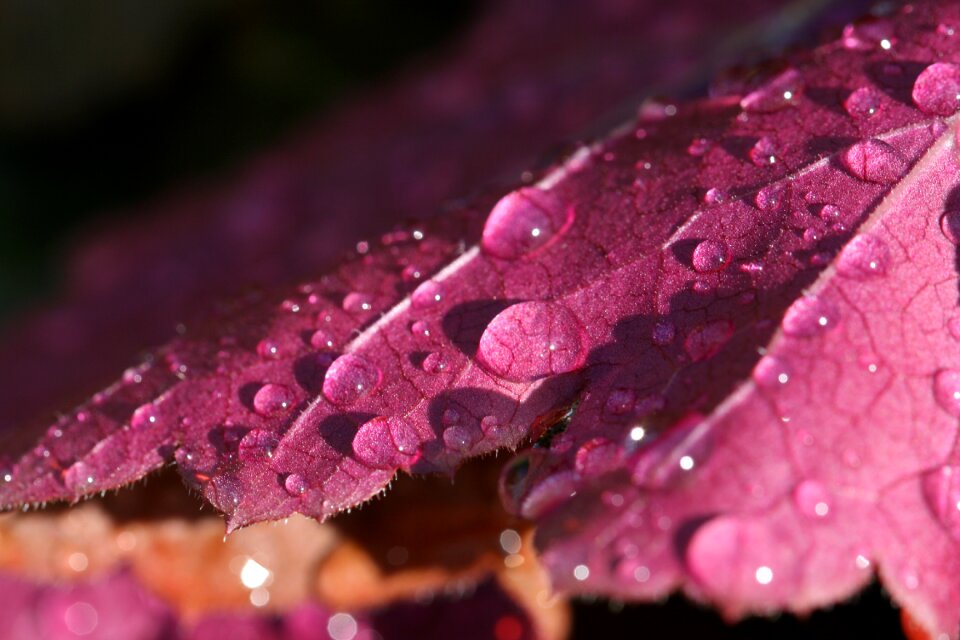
0,1,910,637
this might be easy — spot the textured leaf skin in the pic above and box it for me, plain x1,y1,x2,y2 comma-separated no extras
7,0,960,638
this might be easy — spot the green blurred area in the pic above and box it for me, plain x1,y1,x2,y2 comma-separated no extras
0,0,477,315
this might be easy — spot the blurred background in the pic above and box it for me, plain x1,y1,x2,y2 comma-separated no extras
0,0,909,637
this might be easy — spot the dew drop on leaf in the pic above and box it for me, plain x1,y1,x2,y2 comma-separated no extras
911,62,960,116
933,369,960,417
836,234,890,279
691,239,730,273
477,301,586,382
352,416,422,469
284,473,307,496
793,479,832,519
752,355,791,389
411,280,444,310
342,292,374,314
740,68,804,113
442,425,479,452
939,209,960,245
921,465,960,542
421,351,446,374
844,86,884,119
238,429,280,461
684,320,734,362
840,139,906,184
309,330,335,351
481,187,572,259
322,354,382,406
782,295,840,337
755,183,787,211
252,383,295,418
749,136,779,166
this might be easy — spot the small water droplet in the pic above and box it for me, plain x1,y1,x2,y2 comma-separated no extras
421,351,447,374
322,354,382,405
933,369,960,416
411,280,444,310
842,17,895,50
213,474,242,508
257,338,284,360
652,322,675,346
782,295,840,337
940,209,960,245
477,301,586,382
130,404,158,429
353,416,422,469
840,139,906,184
480,415,501,436
752,355,791,388
342,292,374,314
836,234,890,278
410,320,432,339
938,22,957,36
793,479,832,519
309,330,335,351
819,204,841,222
481,187,573,259
605,388,637,416
749,137,779,166
844,86,883,118
441,407,461,426
691,240,730,273
252,383,295,417
684,320,734,362
401,264,424,283
755,183,787,211
238,429,280,461
703,187,727,204
63,461,96,494
687,138,713,156
802,227,821,245
442,425,479,452
284,473,307,496
922,465,960,542
912,62,960,115
740,68,804,113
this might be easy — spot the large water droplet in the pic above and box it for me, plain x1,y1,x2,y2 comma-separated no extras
411,280,444,310
684,320,734,362
322,354,382,405
353,416,422,469
252,383,295,418
912,62,960,115
940,209,960,245
844,86,883,119
691,240,730,273
477,301,586,382
840,139,906,184
933,369,960,416
793,479,832,519
782,295,840,337
481,187,572,259
740,68,804,113
686,516,779,599
922,465,960,542
238,429,280,461
749,137,779,166
836,234,890,279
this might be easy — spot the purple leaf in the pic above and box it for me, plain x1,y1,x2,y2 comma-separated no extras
7,0,960,637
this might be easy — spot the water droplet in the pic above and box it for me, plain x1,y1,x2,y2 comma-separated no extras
401,264,424,283
322,354,382,405
691,240,730,273
252,383,295,418
477,301,586,382
752,355,791,388
421,351,447,374
749,137,779,166
411,280,444,310
755,183,787,211
922,465,960,541
684,320,734,362
238,429,280,461
782,295,840,337
284,473,307,496
309,330,335,350
836,234,890,279
687,138,713,156
63,461,96,494
257,338,284,360
441,407,461,426
130,404,158,429
802,227,821,245
652,321,675,346
63,601,99,636
819,204,841,222
933,369,960,416
840,139,906,184
442,425,479,452
574,438,619,478
410,320,432,339
844,86,883,118
940,209,960,245
841,17,895,50
481,187,573,259
793,479,832,518
939,22,957,36
213,475,242,508
912,63,960,115
740,68,804,113
353,416,422,469
605,388,637,416
342,292,374,313
703,187,727,204
480,415,501,436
